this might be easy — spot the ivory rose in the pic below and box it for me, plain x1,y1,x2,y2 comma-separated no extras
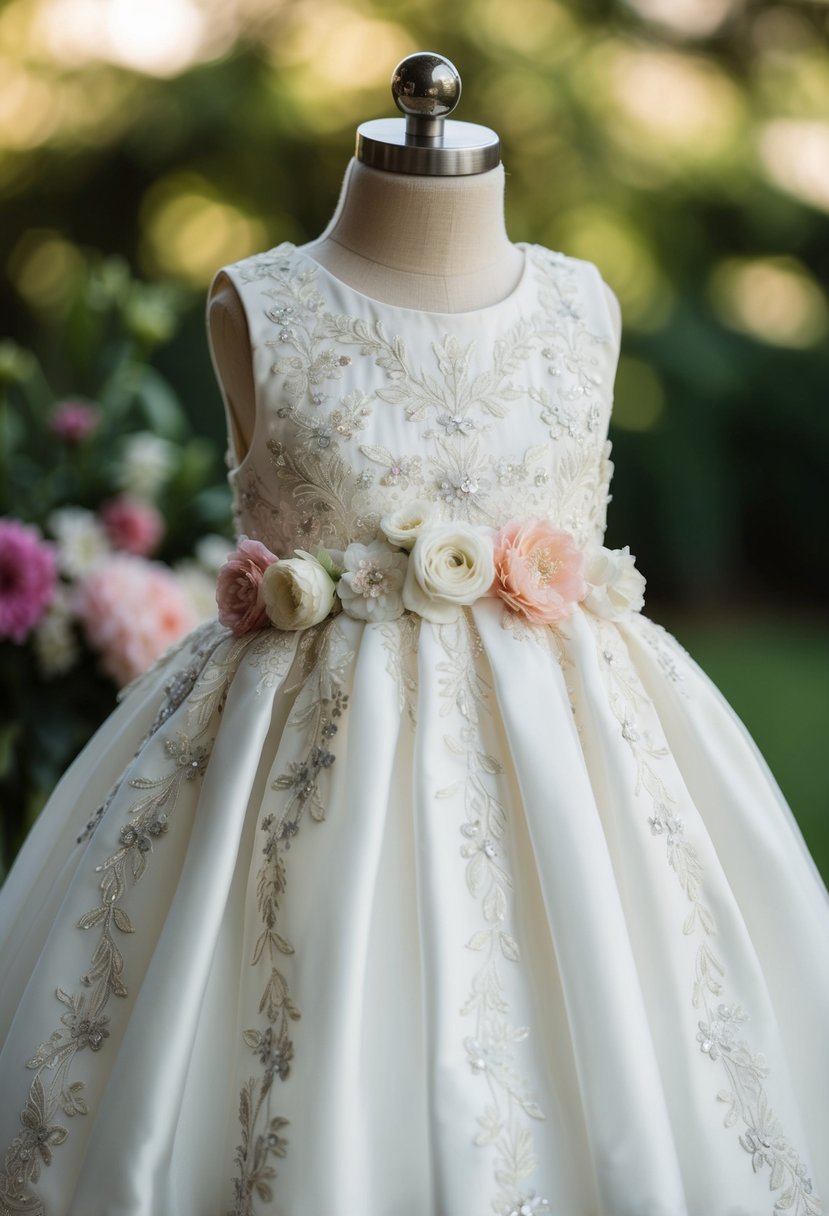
583,544,646,619
216,537,278,635
380,500,437,551
491,518,587,625
402,521,495,624
261,549,336,630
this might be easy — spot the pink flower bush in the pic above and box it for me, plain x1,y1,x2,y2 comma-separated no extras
491,518,588,625
74,554,197,686
216,537,279,635
0,518,57,643
49,401,99,445
100,495,164,556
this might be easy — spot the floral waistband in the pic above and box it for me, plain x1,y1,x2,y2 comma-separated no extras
216,501,646,636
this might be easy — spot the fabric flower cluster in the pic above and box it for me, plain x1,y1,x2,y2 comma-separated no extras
216,503,646,636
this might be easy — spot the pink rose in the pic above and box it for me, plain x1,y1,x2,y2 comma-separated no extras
216,537,279,635
49,401,99,445
74,554,197,687
100,496,164,556
0,518,57,643
491,518,587,625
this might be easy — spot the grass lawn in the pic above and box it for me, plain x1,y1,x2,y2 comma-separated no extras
656,605,829,886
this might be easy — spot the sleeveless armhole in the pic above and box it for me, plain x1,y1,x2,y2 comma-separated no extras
205,263,264,473
590,261,623,355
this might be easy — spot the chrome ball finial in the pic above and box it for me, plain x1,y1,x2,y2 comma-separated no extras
391,53,461,129
355,50,500,176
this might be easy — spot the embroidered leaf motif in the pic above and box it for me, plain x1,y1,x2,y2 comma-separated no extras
229,619,351,1216
593,616,822,1213
0,624,243,1211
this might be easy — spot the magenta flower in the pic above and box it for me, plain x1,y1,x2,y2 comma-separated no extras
0,518,58,643
49,401,99,446
100,495,164,556
491,517,587,625
74,555,197,687
216,537,279,635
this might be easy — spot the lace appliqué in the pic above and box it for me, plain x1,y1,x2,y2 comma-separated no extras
225,242,619,561
378,612,420,727
435,609,548,1216
228,618,352,1216
76,620,230,846
634,615,693,697
591,616,821,1215
0,630,251,1216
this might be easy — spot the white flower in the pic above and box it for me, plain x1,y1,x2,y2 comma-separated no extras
380,500,437,551
117,432,176,497
583,544,646,619
32,586,79,677
336,540,407,622
261,549,336,630
174,560,218,622
47,508,109,578
402,521,495,624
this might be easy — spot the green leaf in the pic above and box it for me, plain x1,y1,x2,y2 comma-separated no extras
0,722,21,780
135,366,188,440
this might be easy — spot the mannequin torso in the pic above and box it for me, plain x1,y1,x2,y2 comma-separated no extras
207,157,621,462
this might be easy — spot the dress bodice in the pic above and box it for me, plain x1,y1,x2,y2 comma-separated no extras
208,241,621,559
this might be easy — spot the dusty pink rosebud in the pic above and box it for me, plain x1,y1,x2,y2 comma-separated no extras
49,400,99,445
216,537,279,635
491,517,587,625
100,496,164,556
0,517,58,643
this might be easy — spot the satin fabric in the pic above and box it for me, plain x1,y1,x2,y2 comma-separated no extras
2,242,828,1216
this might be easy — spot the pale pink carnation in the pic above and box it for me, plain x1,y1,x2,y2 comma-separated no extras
100,495,164,556
491,518,587,625
49,400,99,445
0,518,57,643
216,537,279,635
74,554,197,687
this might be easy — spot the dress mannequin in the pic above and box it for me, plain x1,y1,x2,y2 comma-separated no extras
207,54,621,464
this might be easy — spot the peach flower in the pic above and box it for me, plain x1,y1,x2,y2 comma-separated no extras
491,518,587,625
74,555,197,687
216,537,279,635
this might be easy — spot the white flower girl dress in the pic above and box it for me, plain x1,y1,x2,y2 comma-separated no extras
1,240,828,1216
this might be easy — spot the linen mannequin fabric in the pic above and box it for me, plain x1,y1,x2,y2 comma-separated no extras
1,241,828,1216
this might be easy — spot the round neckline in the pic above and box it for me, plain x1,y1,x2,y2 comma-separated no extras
293,241,534,322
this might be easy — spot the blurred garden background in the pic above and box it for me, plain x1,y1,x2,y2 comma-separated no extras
1,0,828,880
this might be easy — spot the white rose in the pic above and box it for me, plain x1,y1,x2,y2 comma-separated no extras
583,544,646,619
261,549,336,630
380,500,437,551
336,540,408,623
402,521,495,623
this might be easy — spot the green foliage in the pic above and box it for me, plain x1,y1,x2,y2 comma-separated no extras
0,257,232,875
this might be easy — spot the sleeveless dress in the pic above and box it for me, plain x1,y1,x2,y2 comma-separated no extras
1,240,828,1216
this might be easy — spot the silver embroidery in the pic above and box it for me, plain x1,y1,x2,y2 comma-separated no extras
229,619,352,1216
0,631,252,1214
591,615,821,1214
224,242,617,562
435,610,547,1211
